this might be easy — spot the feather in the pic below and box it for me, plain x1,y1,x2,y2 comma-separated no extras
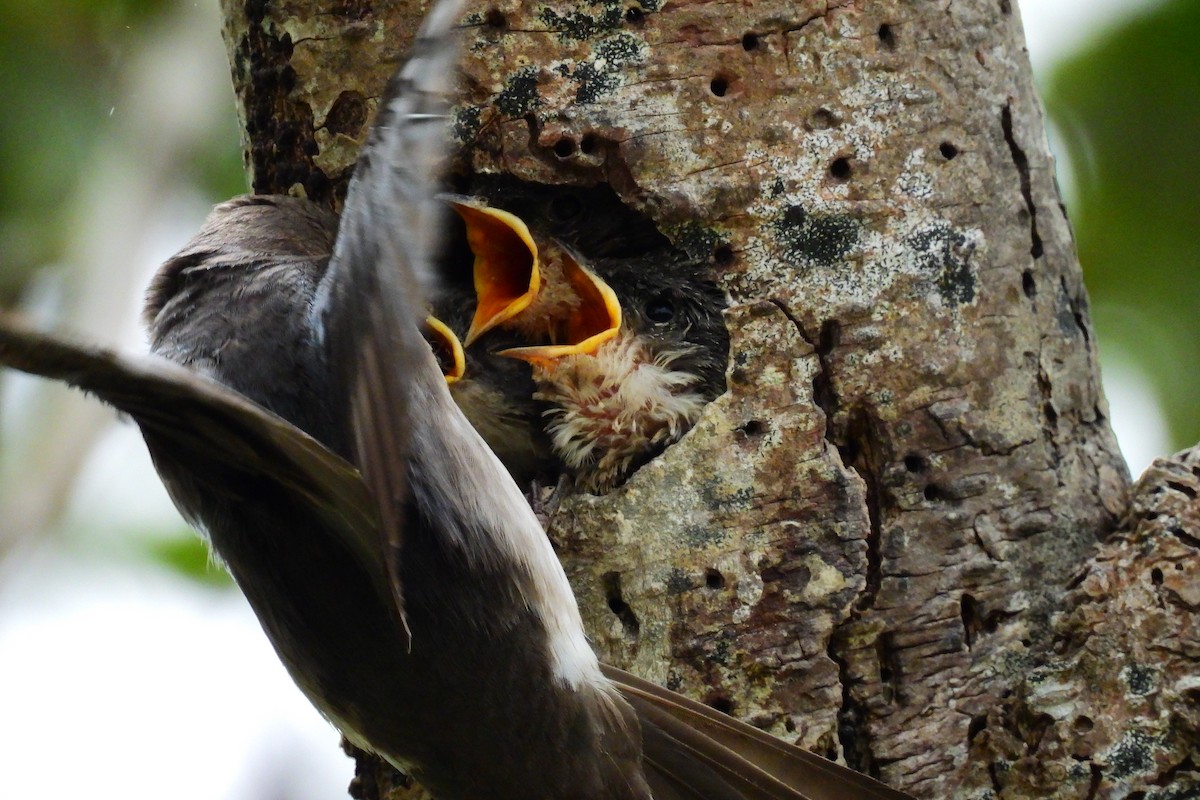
313,0,467,638
0,313,386,606
608,665,915,800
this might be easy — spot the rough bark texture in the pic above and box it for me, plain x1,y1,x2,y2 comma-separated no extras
964,447,1200,798
214,1,1196,798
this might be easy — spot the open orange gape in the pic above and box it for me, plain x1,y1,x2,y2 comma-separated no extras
435,196,622,374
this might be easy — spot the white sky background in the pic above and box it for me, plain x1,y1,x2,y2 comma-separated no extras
0,1,1172,798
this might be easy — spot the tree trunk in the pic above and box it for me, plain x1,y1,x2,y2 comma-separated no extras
218,0,1197,797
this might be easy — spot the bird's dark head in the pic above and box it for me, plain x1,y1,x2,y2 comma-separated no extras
602,255,729,399
142,194,344,450
144,195,338,334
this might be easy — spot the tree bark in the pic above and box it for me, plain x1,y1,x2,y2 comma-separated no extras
218,0,1197,797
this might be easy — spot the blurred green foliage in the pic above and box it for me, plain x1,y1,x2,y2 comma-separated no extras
146,534,234,587
0,0,164,299
0,0,242,303
0,0,242,580
1045,0,1200,450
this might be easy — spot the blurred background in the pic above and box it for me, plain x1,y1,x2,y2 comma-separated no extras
0,0,1192,797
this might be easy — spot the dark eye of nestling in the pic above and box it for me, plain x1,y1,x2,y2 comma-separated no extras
644,293,675,324
547,195,584,224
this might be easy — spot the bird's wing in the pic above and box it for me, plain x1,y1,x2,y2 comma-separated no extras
313,0,467,624
0,315,379,573
606,665,916,800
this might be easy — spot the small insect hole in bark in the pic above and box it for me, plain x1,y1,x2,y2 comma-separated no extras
710,75,730,97
830,157,852,181
810,107,839,129
602,572,641,639
714,244,734,265
704,568,726,589
939,141,959,159
967,714,987,743
553,137,577,158
1151,567,1164,586
1022,270,1036,298
324,90,368,137
877,23,897,50
741,32,760,51
580,133,598,154
737,420,766,438
876,634,902,686
484,7,506,29
624,6,645,24
903,453,928,473
961,593,977,640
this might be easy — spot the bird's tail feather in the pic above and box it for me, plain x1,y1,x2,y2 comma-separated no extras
606,665,914,800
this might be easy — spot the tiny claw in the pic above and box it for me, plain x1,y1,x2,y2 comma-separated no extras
446,197,541,345
424,315,465,383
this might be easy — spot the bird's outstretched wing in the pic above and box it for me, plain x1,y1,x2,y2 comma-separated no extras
314,0,467,621
607,665,915,800
0,314,381,584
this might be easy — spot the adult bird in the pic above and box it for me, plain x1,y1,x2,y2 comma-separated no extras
0,0,914,797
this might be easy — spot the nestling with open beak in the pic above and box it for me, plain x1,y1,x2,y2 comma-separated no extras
447,184,729,490
423,280,557,486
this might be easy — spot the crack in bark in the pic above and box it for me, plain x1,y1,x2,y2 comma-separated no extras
784,11,828,37
844,405,884,611
1059,275,1091,345
1083,762,1102,800
971,518,1001,561
670,157,753,181
1036,361,1062,469
987,760,1004,794
827,634,876,777
769,298,888,774
1001,102,1044,260
780,3,838,73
